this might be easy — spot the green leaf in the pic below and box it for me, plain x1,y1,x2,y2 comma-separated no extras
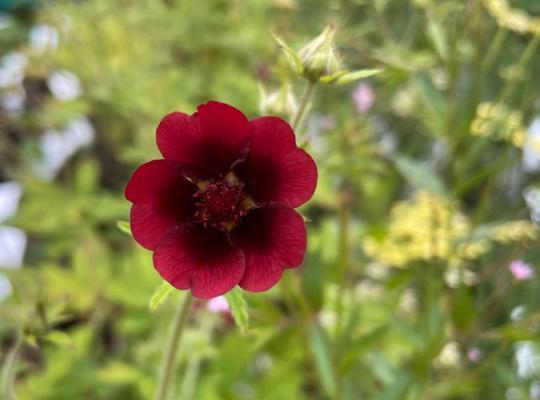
24,334,38,348
331,68,383,85
272,32,303,74
149,281,174,312
308,324,336,397
427,21,448,60
450,284,475,330
393,156,448,198
318,70,348,84
116,221,132,236
224,288,249,334
413,74,447,137
44,330,74,348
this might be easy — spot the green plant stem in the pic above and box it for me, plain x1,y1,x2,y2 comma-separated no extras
481,27,507,73
2,335,23,400
334,198,350,337
498,34,540,104
154,295,193,400
291,81,317,131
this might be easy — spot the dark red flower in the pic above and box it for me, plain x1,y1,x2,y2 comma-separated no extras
125,101,317,298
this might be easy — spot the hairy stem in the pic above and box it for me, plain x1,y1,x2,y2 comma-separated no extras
154,295,193,400
291,81,317,131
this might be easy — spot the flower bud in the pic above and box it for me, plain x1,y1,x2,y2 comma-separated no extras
298,25,341,82
273,26,382,85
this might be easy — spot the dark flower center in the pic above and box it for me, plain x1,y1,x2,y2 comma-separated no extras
193,174,253,232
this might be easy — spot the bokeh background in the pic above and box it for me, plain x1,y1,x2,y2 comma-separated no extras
1,0,540,399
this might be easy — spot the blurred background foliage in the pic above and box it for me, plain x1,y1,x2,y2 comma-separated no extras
1,0,540,399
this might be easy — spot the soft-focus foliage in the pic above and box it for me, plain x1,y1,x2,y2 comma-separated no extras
1,0,540,399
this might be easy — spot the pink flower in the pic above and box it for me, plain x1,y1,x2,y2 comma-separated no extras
352,82,374,113
509,260,535,281
467,347,482,363
206,296,230,314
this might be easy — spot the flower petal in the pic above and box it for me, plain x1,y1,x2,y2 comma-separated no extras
130,203,177,250
125,159,192,204
153,225,246,298
156,101,250,179
236,116,317,207
125,160,196,249
231,205,306,292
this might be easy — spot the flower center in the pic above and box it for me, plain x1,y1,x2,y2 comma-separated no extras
193,175,252,232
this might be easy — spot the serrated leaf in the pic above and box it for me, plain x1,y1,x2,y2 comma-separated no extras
272,32,303,74
116,221,132,236
149,281,174,312
331,68,383,85
224,288,249,334
45,330,74,348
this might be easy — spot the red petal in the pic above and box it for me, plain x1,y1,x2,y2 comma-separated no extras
130,204,176,250
125,159,192,204
231,205,306,292
153,225,246,298
236,117,317,207
156,102,250,179
125,160,196,249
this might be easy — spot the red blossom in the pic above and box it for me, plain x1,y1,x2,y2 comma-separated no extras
125,101,317,298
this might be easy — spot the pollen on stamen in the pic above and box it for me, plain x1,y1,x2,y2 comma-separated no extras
193,177,251,232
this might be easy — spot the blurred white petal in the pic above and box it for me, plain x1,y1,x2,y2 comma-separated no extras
47,70,81,101
64,116,94,149
29,24,59,53
37,129,70,180
1,87,25,115
0,226,26,269
524,186,540,225
37,117,94,180
0,181,22,223
515,341,540,379
0,273,12,302
0,52,27,88
523,117,540,172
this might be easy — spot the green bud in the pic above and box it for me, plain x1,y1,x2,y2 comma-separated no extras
298,25,341,82
273,25,382,85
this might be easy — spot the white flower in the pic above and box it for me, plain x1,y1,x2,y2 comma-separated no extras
0,181,26,301
0,226,26,269
29,24,59,53
0,181,22,223
37,116,95,179
47,70,82,101
523,117,540,172
0,52,27,88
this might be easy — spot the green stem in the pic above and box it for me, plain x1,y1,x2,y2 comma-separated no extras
291,81,317,131
154,295,193,400
498,34,540,104
2,335,23,400
481,27,507,73
334,196,350,337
